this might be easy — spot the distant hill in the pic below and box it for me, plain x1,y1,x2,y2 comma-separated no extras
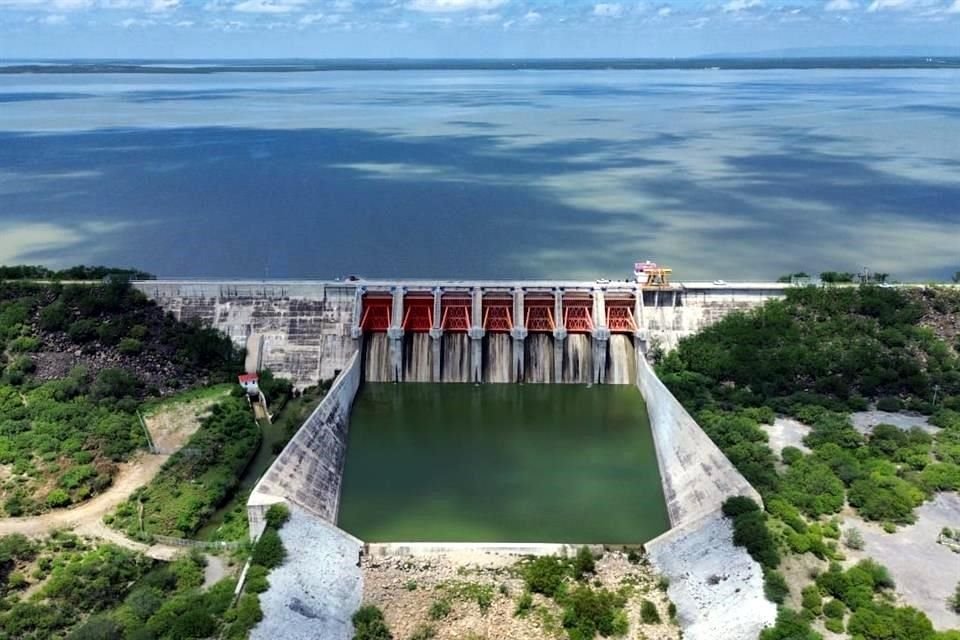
702,45,960,59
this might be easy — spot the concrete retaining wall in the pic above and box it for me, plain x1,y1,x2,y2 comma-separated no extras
636,353,761,527
636,351,775,640
247,351,361,540
133,281,357,388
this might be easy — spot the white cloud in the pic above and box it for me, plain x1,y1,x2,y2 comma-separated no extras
522,9,540,21
148,0,179,11
119,16,155,26
233,0,306,13
42,13,67,23
825,0,856,9
52,0,92,9
657,5,672,16
866,0,925,10
948,0,960,12
175,19,194,26
407,0,506,13
593,3,623,17
723,0,763,11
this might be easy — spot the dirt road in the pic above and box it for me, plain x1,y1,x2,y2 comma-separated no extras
0,392,224,560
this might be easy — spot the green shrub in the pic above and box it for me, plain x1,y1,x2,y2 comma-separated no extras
514,591,533,617
8,336,40,353
876,396,904,412
428,599,451,620
118,338,142,355
66,615,123,640
251,528,285,569
640,598,661,624
561,585,627,638
265,503,291,529
764,570,789,604
823,598,845,619
730,509,780,570
351,605,393,640
409,624,437,640
45,489,70,509
245,564,270,594
781,446,804,466
824,617,845,633
722,495,761,518
523,555,569,598
758,608,820,640
572,546,596,580
800,585,822,616
949,582,960,614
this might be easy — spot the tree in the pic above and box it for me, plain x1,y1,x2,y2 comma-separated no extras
953,271,960,284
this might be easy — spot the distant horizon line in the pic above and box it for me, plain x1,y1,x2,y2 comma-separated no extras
4,54,960,61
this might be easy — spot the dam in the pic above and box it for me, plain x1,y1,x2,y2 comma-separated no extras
132,277,783,640
134,278,788,389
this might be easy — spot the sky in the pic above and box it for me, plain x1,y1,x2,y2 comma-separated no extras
1,0,959,58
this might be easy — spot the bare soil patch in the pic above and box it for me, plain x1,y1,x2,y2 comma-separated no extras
849,411,938,435
767,418,812,458
841,492,960,630
363,551,680,640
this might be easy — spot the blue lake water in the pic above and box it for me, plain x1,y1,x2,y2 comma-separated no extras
1,67,958,280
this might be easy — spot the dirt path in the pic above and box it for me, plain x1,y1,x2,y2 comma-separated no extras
0,392,224,560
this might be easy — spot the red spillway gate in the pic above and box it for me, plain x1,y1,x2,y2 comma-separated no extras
441,296,471,331
359,296,392,332
563,299,594,333
606,303,638,333
525,298,555,333
483,298,513,332
402,296,433,332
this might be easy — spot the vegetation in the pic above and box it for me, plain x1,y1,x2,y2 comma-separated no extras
110,396,260,539
352,605,393,640
666,287,960,638
0,277,243,514
0,265,154,282
0,531,263,640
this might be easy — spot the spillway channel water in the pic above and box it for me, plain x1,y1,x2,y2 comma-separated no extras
338,384,669,543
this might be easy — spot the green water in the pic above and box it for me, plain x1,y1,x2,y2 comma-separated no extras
338,384,670,543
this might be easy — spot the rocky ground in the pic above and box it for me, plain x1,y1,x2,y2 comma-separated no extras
32,329,211,395
362,550,681,640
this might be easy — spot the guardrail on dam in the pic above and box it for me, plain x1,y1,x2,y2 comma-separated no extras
133,279,789,388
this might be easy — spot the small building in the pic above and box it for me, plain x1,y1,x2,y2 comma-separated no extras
238,373,260,398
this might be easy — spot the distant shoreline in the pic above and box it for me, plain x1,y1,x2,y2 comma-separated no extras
2,57,960,74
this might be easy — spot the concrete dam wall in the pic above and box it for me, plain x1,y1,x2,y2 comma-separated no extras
636,354,775,640
134,279,788,388
247,351,361,540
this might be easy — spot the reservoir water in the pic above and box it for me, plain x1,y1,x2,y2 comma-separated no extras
338,383,670,543
1,65,958,280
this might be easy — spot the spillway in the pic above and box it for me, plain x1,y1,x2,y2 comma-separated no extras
606,334,636,385
484,334,512,383
403,333,432,382
524,334,553,383
363,333,392,382
441,333,471,383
